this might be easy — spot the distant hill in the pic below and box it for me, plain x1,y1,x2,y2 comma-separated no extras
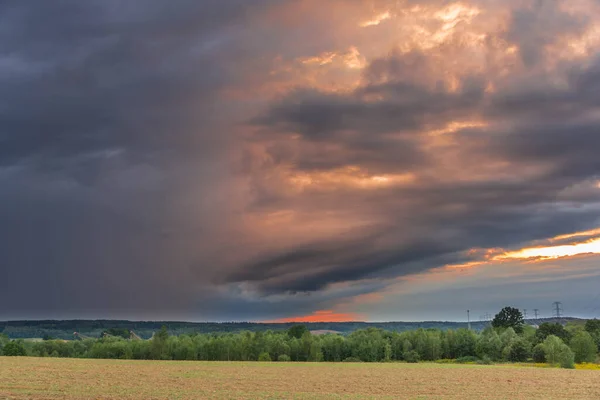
0,317,586,339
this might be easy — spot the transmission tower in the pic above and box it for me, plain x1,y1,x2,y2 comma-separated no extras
523,309,528,319
552,302,563,318
533,309,539,319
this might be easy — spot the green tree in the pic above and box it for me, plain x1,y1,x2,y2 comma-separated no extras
421,331,442,361
542,335,574,368
383,342,392,362
172,335,196,360
309,341,323,362
535,323,571,344
558,348,575,369
287,325,309,339
542,335,564,364
499,327,517,348
0,333,9,354
258,351,271,361
299,331,313,361
346,328,386,362
453,329,476,358
585,319,600,348
131,339,151,360
150,326,170,360
492,307,524,333
321,334,345,362
402,339,413,354
532,344,546,363
3,340,27,356
502,337,530,362
569,331,598,363
585,319,600,333
475,328,503,360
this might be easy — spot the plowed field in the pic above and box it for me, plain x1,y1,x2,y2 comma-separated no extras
1,357,599,399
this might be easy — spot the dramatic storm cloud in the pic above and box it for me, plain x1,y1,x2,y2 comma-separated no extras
1,0,600,321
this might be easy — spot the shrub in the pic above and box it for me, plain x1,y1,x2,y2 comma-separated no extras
258,352,271,362
456,356,479,364
558,348,575,369
532,344,546,363
477,356,493,365
342,357,362,362
277,354,291,362
403,351,420,363
576,362,600,370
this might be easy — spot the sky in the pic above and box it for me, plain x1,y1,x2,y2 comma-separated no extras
1,0,600,322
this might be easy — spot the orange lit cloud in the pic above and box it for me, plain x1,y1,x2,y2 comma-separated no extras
438,229,600,267
287,166,415,192
266,310,363,323
436,229,600,273
498,237,600,260
299,47,366,70
551,228,600,241
301,52,337,66
360,11,391,27
427,120,488,136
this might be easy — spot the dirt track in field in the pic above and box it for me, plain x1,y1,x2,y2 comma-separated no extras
1,357,599,399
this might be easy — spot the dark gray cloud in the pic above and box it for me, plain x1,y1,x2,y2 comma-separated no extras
224,229,463,295
0,0,268,170
256,50,487,137
0,0,276,318
504,0,588,67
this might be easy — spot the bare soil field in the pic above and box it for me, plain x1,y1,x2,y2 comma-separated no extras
1,357,599,400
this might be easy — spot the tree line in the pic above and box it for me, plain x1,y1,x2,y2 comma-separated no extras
2,319,498,340
1,309,599,369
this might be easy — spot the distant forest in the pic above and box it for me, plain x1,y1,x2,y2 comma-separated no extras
0,317,585,340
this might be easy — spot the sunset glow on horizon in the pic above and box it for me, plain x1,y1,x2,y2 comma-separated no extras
266,310,363,323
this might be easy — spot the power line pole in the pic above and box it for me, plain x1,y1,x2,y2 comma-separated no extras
523,309,527,319
552,302,563,318
467,310,471,330
533,309,539,319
